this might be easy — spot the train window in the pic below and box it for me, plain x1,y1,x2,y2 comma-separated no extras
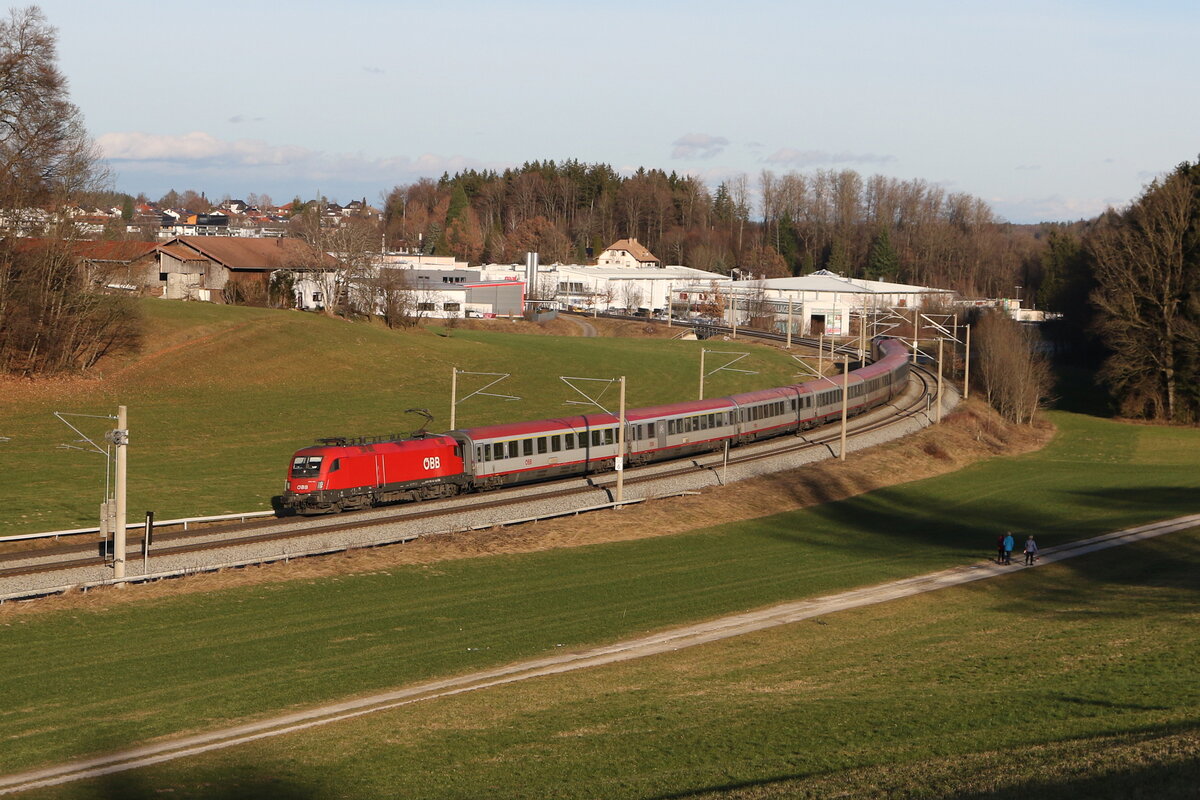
592,430,601,447
537,437,548,454
551,435,561,452
290,456,323,478
604,428,614,445
329,459,340,472
523,439,533,456
509,441,521,458
493,443,505,460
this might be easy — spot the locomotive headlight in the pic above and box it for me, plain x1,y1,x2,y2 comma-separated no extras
317,481,324,489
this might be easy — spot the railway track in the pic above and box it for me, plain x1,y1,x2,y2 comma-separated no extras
0,335,950,598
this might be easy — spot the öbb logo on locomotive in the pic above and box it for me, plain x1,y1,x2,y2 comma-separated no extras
280,338,911,514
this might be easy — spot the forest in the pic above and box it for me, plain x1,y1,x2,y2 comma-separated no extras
380,161,1047,300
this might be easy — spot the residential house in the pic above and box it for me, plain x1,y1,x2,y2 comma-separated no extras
596,238,661,269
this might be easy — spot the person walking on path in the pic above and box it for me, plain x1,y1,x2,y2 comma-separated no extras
1024,535,1039,565
996,534,1006,565
1002,532,1015,565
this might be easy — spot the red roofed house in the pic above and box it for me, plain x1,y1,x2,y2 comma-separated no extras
154,236,337,302
596,237,661,269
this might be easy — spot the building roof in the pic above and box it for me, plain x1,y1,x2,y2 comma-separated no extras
4,238,159,264
159,236,338,270
158,244,208,262
756,270,952,296
73,240,160,263
602,238,659,264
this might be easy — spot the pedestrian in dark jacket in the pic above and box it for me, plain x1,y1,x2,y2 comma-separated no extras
996,534,1006,564
1002,532,1015,565
1024,535,1039,565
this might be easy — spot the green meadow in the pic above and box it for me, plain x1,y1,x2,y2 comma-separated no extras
0,301,802,536
1,406,1198,797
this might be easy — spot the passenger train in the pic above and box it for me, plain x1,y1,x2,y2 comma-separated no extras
281,337,911,514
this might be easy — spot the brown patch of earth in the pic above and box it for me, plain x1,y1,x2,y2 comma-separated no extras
0,399,1053,618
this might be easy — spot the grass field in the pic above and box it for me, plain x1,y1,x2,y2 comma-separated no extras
0,301,804,536
48,528,1197,800
1,407,1198,797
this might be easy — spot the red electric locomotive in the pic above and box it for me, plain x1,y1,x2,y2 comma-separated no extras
282,433,467,513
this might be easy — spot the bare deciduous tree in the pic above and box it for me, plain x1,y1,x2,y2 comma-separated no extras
1087,167,1200,421
972,311,1052,424
619,281,643,313
0,7,137,375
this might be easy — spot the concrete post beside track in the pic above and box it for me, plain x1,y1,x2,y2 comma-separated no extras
840,357,849,461
936,338,944,424
964,325,971,400
113,405,127,580
616,376,626,505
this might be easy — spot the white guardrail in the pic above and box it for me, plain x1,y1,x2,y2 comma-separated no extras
0,511,276,544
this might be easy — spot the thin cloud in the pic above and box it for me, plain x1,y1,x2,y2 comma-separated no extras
227,115,265,124
763,148,896,167
989,193,1116,224
97,130,498,185
671,133,730,160
362,65,385,75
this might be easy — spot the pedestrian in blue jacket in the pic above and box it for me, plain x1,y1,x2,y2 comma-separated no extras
1002,532,1014,565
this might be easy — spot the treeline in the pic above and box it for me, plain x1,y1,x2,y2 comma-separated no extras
1038,159,1200,422
381,161,1044,297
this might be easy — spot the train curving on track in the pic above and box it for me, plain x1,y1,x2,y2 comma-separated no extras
281,337,911,514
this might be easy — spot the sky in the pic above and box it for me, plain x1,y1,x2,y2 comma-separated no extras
30,0,1200,224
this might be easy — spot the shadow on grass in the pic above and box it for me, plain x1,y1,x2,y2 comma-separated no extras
79,767,323,800
647,760,1200,800
1050,364,1115,418
761,471,1200,596
646,724,1200,800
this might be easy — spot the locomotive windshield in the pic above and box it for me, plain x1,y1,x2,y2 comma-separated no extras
291,456,324,478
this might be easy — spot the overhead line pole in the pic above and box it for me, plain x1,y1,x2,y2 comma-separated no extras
114,405,127,581
964,325,971,400
839,358,849,462
936,338,944,424
616,376,626,505
786,300,793,349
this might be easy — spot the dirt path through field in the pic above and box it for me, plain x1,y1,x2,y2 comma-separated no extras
560,314,598,337
2,513,1196,795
